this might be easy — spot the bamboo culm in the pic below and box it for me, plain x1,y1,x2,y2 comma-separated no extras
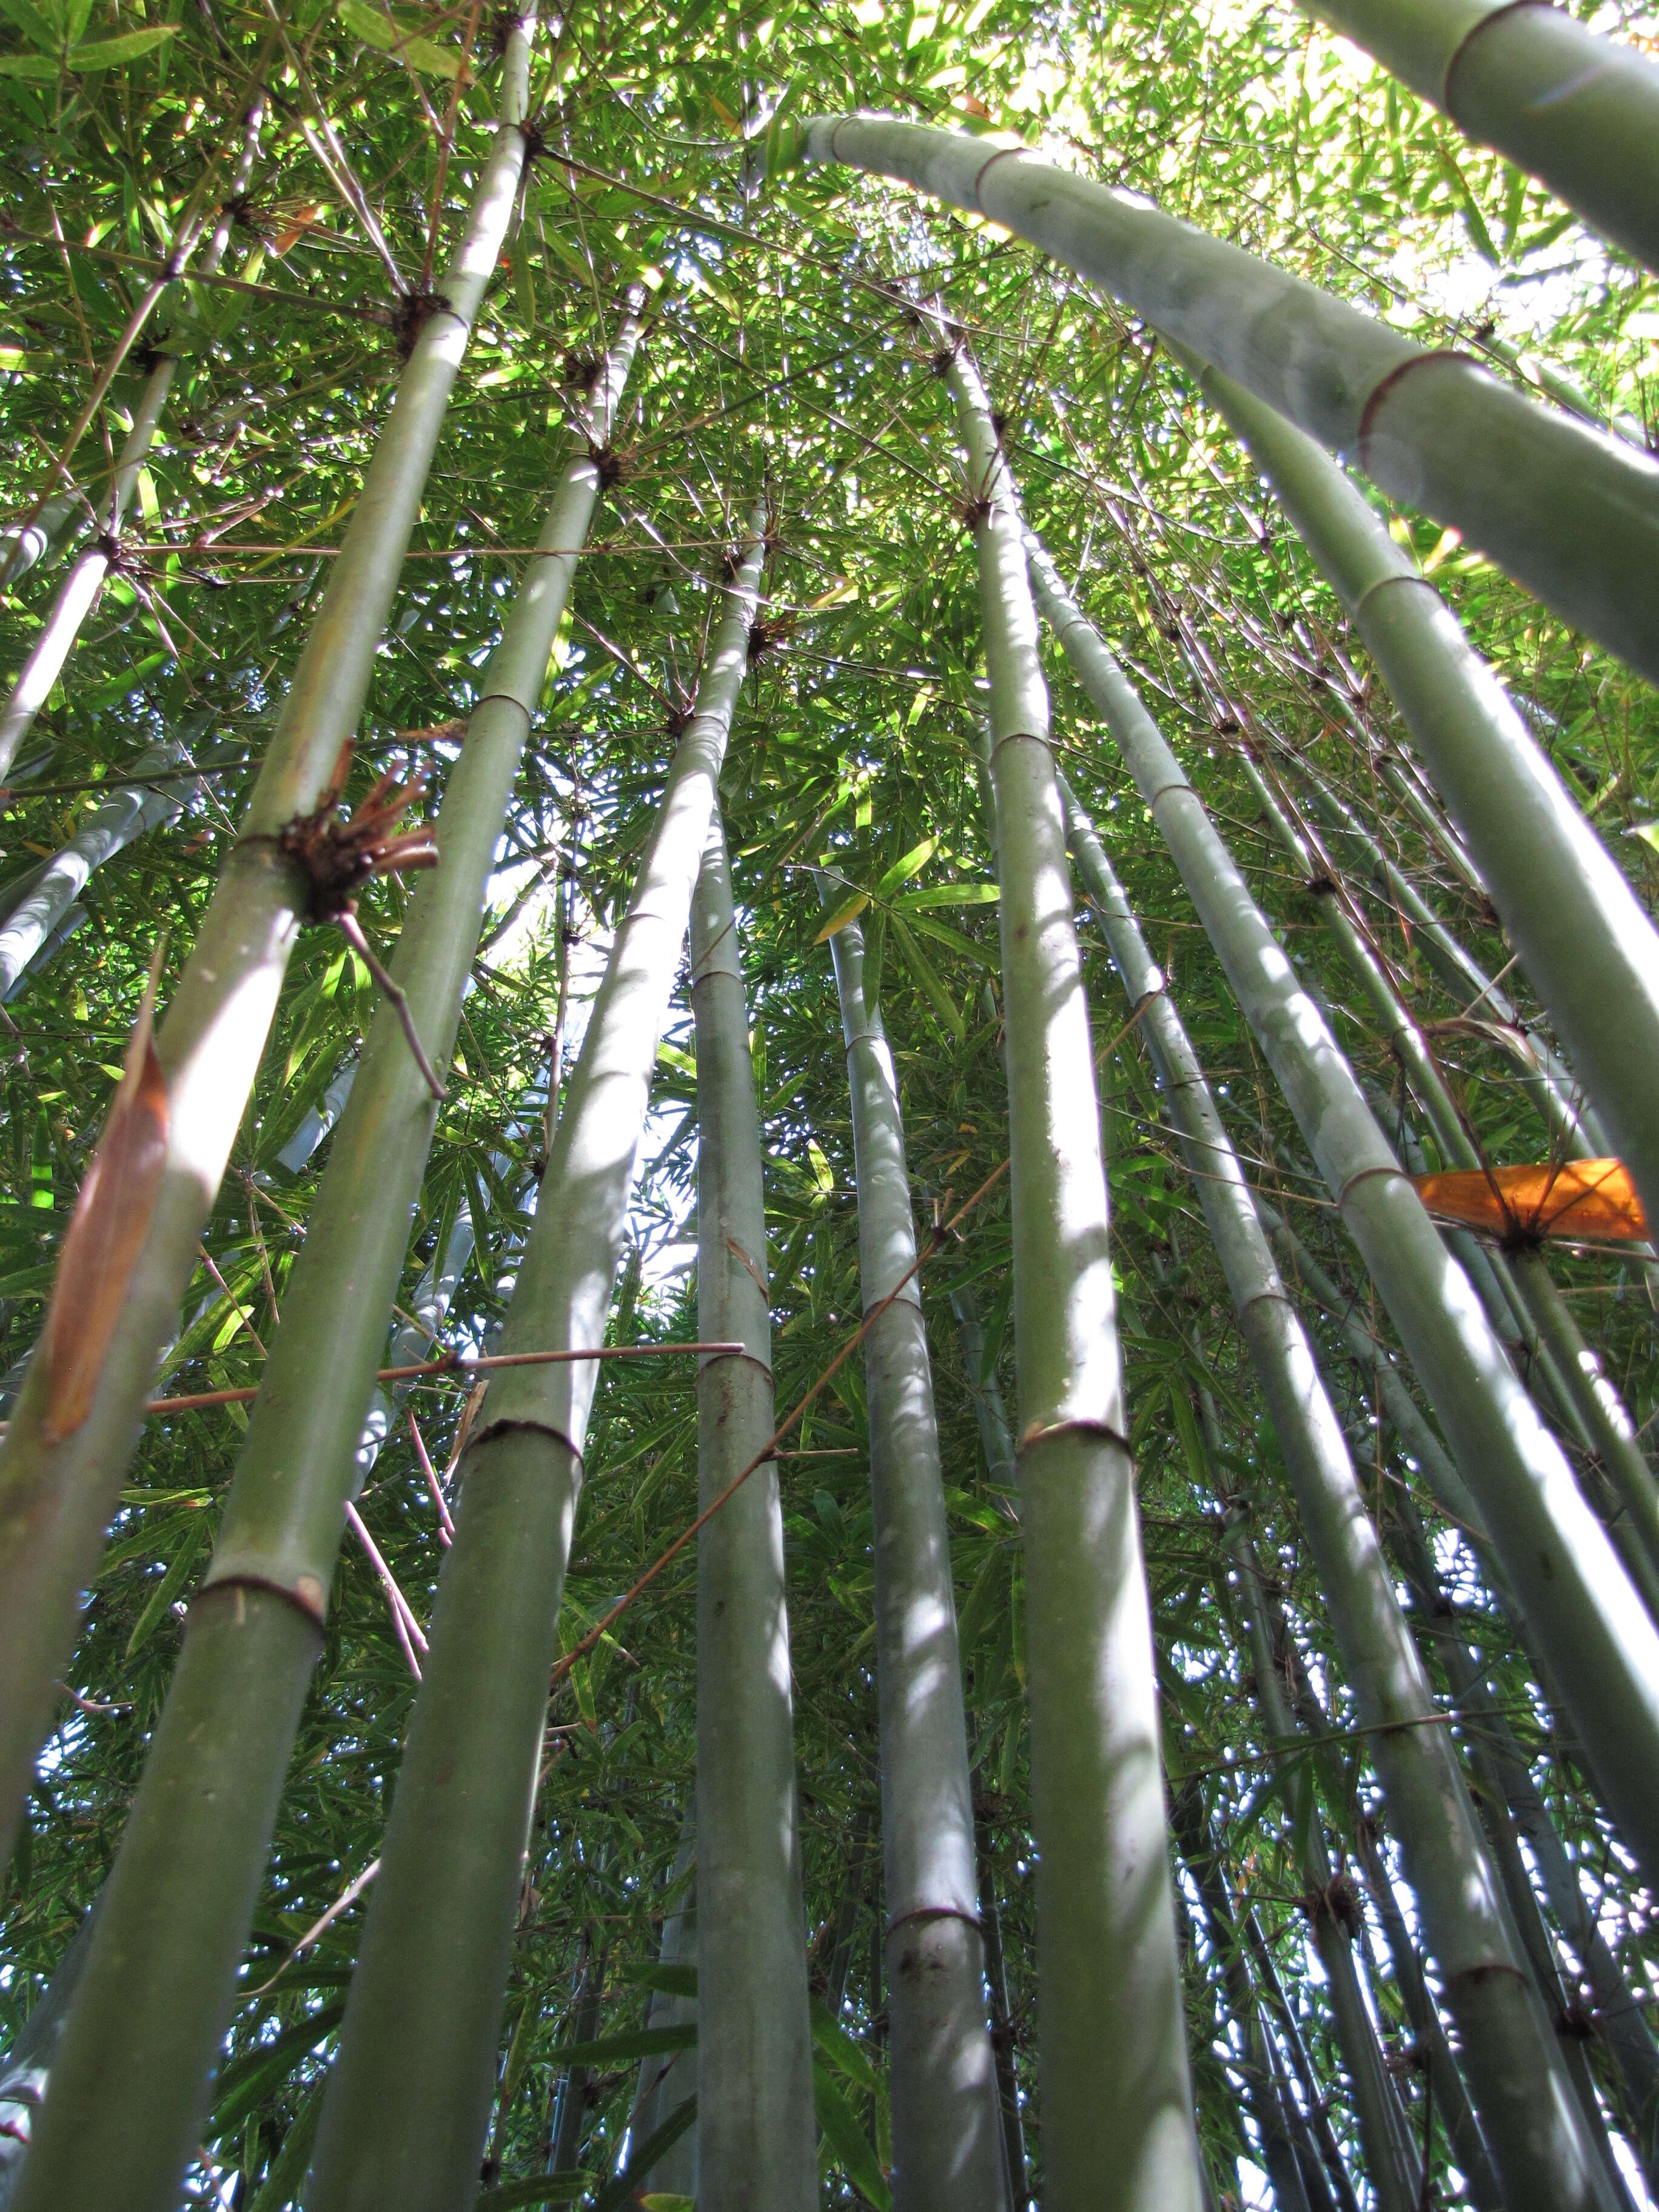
691,806,817,2210
301,518,766,2212
1029,532,1659,1897
0,742,199,999
623,1819,697,2194
798,113,1659,687
0,14,540,1874
944,338,1203,2212
8,298,640,2212
1182,351,1659,1240
1289,0,1659,277
825,902,1008,2212
0,92,266,784
1059,773,1610,2210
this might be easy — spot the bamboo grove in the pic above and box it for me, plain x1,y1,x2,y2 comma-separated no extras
2,0,1659,2207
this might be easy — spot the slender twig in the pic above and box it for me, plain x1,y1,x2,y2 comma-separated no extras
135,1340,745,1418
334,909,449,1102
344,1499,428,1675
407,1409,455,1544
248,1858,383,1995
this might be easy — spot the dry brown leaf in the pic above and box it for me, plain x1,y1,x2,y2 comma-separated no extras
1411,1158,1649,1245
40,950,170,1443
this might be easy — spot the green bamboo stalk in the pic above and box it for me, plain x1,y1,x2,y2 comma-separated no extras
0,741,198,999
1058,773,1608,2210
0,488,81,589
7,300,640,2212
943,339,1203,2212
0,16,539,1871
623,1822,697,2195
0,93,266,783
1288,0,1659,276
301,518,766,2212
1179,351,1659,1240
796,114,1659,685
691,805,817,2210
1236,745,1659,1596
824,903,1008,2212
1030,534,1659,1902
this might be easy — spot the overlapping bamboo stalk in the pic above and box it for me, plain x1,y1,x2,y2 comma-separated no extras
302,518,766,2212
944,337,1203,2212
797,113,1659,686
0,14,540,1869
691,806,817,2207
8,298,641,2212
825,900,1008,2212
1028,531,1659,1900
1059,773,1614,2210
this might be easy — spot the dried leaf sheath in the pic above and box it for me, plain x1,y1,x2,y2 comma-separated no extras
40,957,169,1444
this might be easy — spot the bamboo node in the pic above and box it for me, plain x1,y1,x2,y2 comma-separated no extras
389,288,454,361
1297,1871,1364,1939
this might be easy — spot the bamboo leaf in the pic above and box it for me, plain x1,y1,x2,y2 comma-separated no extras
337,0,461,75
813,2059,892,2209
813,888,870,944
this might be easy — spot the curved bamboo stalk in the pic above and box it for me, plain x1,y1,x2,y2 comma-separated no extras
825,902,1008,2212
1180,351,1659,1240
0,489,81,590
302,518,766,2212
691,806,817,2208
944,340,1203,2212
1029,532,1659,1900
0,94,267,783
1289,0,1659,276
0,15,540,1874
797,113,1659,686
1060,774,1609,2210
7,303,640,2212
